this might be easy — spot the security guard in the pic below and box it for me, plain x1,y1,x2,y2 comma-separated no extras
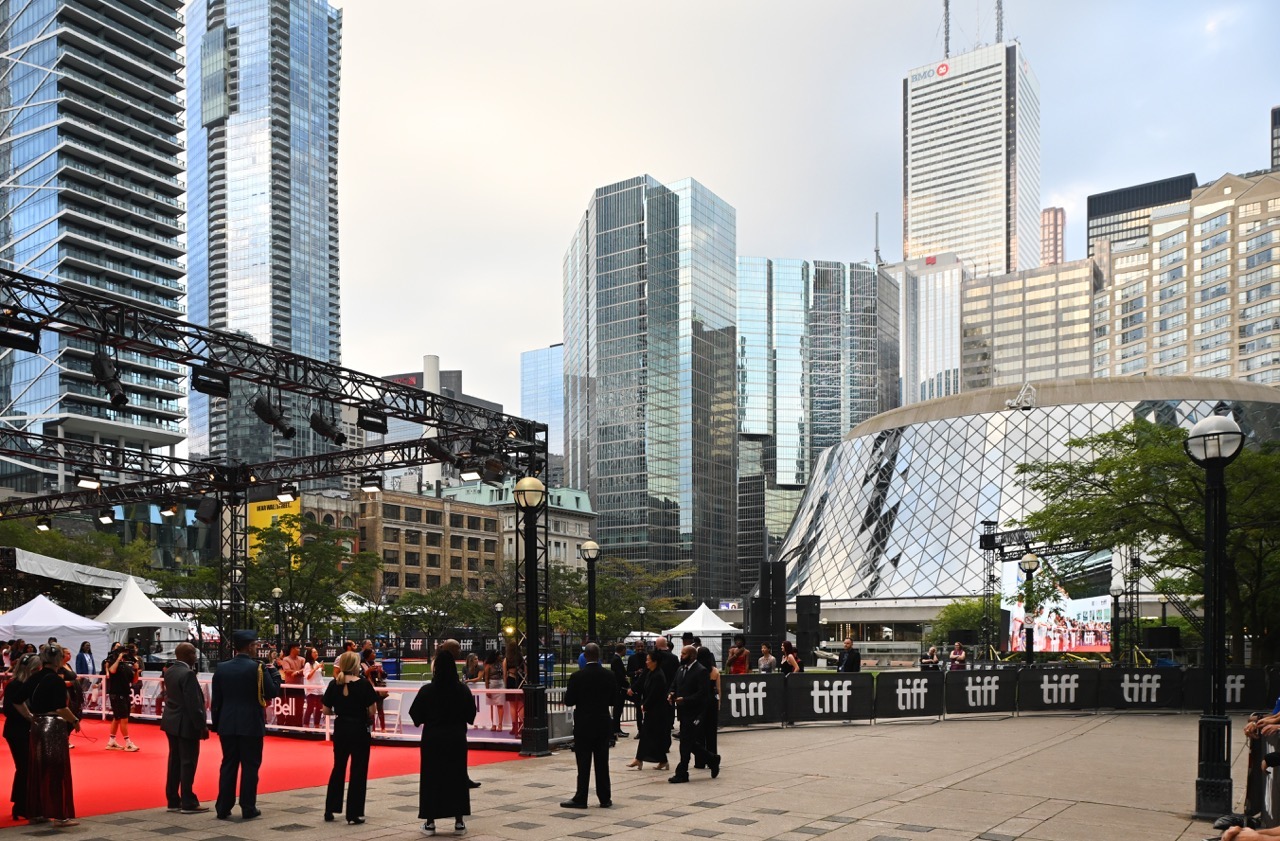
211,630,281,820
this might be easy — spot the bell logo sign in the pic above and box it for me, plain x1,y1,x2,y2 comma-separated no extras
911,63,950,84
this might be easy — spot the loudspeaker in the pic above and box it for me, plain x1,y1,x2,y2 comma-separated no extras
195,496,220,525
1143,626,1181,649
795,595,821,666
769,563,787,647
796,595,821,619
747,597,769,637
950,628,978,646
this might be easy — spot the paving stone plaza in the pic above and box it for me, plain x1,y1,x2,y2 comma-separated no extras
6,713,1240,841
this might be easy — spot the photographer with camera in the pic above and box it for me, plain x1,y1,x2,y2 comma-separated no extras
105,643,140,752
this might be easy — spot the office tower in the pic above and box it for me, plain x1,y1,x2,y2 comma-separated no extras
0,0,186,492
961,259,1101,391
735,257,899,577
563,175,737,603
520,344,565,486
1041,207,1065,266
888,253,971,405
1086,174,1198,262
1091,170,1280,383
186,0,342,465
903,43,1041,276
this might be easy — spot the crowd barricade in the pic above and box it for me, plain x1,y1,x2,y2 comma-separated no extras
785,673,874,723
1015,667,1100,712
942,669,1017,715
873,671,944,720
719,675,786,725
1183,668,1270,711
1098,667,1183,710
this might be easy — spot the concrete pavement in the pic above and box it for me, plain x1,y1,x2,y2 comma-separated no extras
7,712,1245,840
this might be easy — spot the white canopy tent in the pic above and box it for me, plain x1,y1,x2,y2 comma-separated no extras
662,603,742,665
0,594,111,661
7,548,157,593
94,576,189,647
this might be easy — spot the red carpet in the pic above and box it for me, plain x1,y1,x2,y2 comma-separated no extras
0,718,521,829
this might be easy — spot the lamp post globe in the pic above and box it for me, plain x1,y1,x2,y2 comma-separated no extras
1157,593,1169,626
1184,408,1244,817
271,587,283,652
495,602,504,643
580,540,601,642
1018,553,1040,665
638,605,646,635
513,474,549,756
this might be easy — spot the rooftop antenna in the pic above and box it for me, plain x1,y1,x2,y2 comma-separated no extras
943,0,950,58
874,212,883,266
995,0,1003,43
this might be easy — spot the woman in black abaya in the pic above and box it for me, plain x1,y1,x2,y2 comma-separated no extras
409,650,476,835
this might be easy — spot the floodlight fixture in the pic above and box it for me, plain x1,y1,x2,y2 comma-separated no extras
309,411,348,445
0,306,41,352
191,365,232,399
356,408,388,435
35,516,51,532
159,502,179,518
74,469,101,490
359,474,383,493
252,394,296,439
97,508,114,525
91,351,128,407
276,483,298,504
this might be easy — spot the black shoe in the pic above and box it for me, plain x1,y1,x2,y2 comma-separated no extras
454,818,465,833
560,800,588,809
599,801,613,808
347,817,365,825
1213,815,1244,830
242,809,261,820
467,779,481,789
215,813,230,820
166,807,182,813
710,754,721,779
668,774,690,784
324,813,334,822
422,820,435,835
180,806,209,815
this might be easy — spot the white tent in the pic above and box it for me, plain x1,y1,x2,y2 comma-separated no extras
662,603,742,665
0,594,111,661
94,576,189,646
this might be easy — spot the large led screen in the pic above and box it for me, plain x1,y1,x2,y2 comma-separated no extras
1002,555,1114,653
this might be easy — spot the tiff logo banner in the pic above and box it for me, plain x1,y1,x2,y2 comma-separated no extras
785,673,874,722
1100,668,1182,710
1182,668,1267,711
874,671,943,719
720,675,785,725
1017,668,1099,711
943,671,1016,714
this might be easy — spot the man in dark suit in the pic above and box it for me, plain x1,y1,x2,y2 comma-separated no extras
211,630,281,820
836,638,862,673
668,645,720,783
560,643,615,809
162,642,209,814
609,644,628,737
654,636,679,687
626,641,648,737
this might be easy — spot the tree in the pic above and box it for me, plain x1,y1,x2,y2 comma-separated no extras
246,515,379,645
1017,420,1280,664
927,598,986,648
388,583,486,639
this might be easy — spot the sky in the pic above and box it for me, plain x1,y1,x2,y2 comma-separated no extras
333,0,1279,413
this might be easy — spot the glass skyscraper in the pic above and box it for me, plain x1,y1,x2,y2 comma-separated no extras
903,42,1041,276
0,0,186,491
735,257,899,579
186,0,342,464
563,175,737,604
890,253,971,405
520,344,564,456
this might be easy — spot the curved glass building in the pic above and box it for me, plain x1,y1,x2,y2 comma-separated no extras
776,377,1280,615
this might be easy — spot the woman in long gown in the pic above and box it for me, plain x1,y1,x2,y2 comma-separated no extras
3,653,39,821
409,650,476,836
631,651,671,770
20,644,80,826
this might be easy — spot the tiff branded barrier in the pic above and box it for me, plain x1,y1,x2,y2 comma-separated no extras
717,666,1277,726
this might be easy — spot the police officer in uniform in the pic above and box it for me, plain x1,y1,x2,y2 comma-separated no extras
211,630,281,820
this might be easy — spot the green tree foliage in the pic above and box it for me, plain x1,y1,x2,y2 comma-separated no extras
1017,419,1280,664
927,597,986,648
388,582,489,639
0,518,155,615
246,514,379,645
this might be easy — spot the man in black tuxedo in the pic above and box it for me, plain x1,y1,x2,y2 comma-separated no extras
668,645,720,783
609,644,628,737
654,636,679,687
561,643,615,808
162,643,209,814
211,630,281,820
836,638,862,673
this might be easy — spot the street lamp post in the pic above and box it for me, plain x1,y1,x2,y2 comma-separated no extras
1019,552,1040,666
271,587,283,653
638,605,646,636
580,540,601,643
494,602,504,648
514,475,550,757
1158,593,1169,626
1184,410,1245,818
1109,585,1124,660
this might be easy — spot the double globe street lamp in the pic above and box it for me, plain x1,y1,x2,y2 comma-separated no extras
1183,410,1245,818
1018,552,1040,665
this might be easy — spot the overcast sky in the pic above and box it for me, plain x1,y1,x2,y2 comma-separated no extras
333,0,1278,413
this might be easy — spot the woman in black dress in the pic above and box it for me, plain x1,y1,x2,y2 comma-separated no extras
629,650,671,770
20,644,80,826
3,653,39,821
409,650,476,835
322,651,377,825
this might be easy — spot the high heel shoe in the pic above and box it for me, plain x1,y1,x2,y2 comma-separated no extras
655,762,669,770
625,759,642,769
324,813,334,822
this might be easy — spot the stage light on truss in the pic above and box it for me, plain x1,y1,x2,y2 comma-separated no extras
191,365,232,399
359,475,383,493
0,306,41,352
252,394,296,439
276,482,298,504
91,351,128,408
356,408,388,435
309,411,348,445
159,502,179,518
35,516,51,532
97,508,115,525
75,470,101,490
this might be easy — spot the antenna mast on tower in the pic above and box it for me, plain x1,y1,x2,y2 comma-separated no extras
875,212,883,267
995,0,1003,42
943,0,950,58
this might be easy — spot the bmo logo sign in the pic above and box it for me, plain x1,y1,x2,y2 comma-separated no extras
911,62,950,84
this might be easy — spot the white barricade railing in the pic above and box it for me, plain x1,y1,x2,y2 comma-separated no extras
68,674,527,744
